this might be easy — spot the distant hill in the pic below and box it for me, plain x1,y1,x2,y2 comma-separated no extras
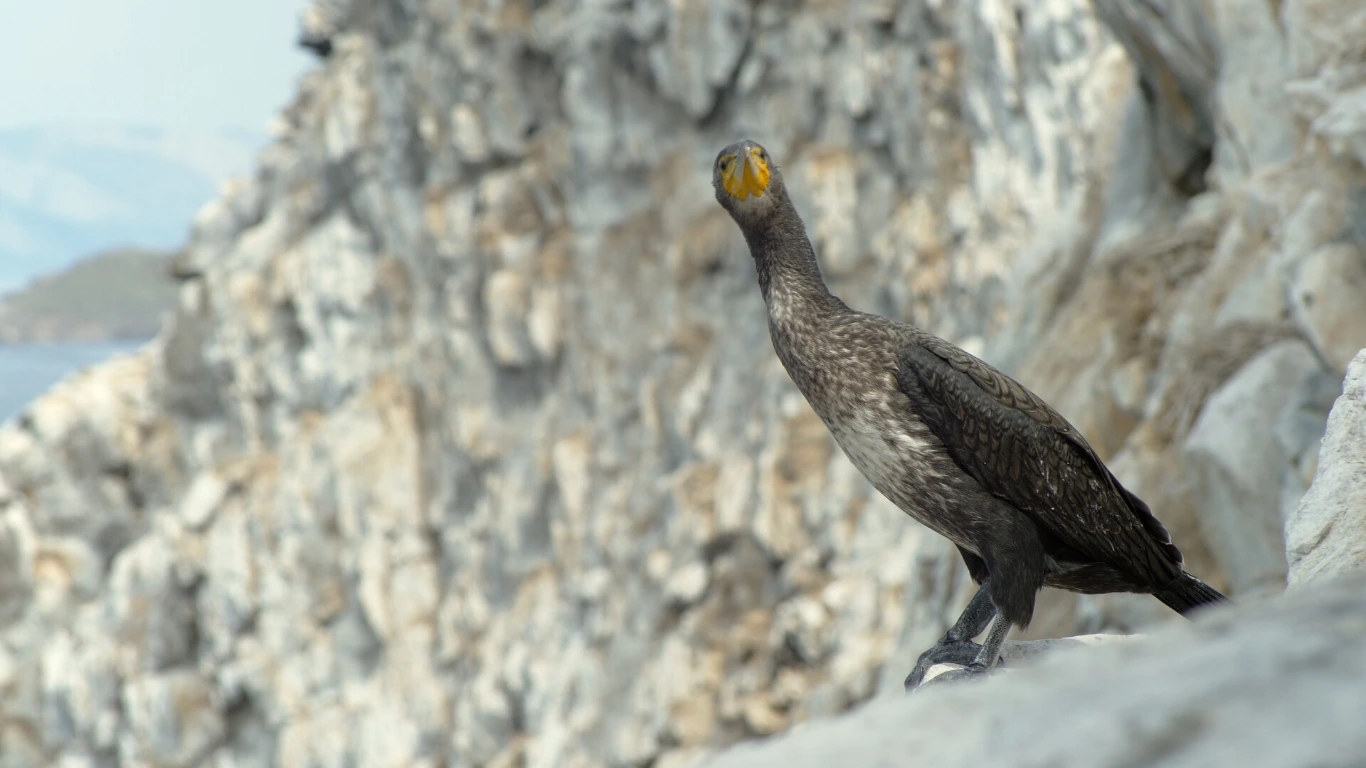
0,123,263,289
0,248,178,343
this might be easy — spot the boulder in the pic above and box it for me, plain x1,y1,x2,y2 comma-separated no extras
1287,349,1366,584
1182,341,1335,594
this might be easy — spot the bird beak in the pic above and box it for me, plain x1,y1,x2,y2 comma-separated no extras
723,147,771,201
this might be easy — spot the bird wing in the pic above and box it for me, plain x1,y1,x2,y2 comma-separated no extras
895,333,1182,584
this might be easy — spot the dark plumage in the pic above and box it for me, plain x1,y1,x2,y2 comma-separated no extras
712,139,1227,690
298,32,334,58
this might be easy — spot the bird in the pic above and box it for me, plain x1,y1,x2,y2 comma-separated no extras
711,139,1227,690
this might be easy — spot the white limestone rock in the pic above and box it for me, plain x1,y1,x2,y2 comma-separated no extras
921,633,1143,686
0,1,1364,767
1183,341,1333,594
1287,349,1366,585
1288,244,1366,374
703,575,1366,768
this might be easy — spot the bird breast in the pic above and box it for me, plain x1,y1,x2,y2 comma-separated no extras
826,397,940,492
821,397,982,549
778,338,973,542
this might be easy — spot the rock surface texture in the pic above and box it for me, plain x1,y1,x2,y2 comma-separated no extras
1,1,1365,767
1287,349,1366,585
705,574,1366,768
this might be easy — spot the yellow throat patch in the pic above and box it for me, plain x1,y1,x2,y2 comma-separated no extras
722,148,771,201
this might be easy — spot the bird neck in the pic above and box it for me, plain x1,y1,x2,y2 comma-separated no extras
743,205,837,314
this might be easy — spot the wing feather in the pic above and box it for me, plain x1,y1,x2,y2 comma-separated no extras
896,333,1182,584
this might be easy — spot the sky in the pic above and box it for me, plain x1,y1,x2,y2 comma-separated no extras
0,0,315,132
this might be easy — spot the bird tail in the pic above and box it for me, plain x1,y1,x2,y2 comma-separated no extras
1155,572,1228,617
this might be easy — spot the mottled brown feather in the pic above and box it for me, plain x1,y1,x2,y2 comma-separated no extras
897,331,1183,586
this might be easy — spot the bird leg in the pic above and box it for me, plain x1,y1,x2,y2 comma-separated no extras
903,583,997,691
969,611,1012,672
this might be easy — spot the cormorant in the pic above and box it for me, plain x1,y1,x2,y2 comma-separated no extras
712,139,1227,690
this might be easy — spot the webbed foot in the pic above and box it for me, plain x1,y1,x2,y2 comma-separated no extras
903,639,984,691
916,657,1005,688
905,610,1013,692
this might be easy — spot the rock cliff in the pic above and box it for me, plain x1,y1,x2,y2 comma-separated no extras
1,1,1365,767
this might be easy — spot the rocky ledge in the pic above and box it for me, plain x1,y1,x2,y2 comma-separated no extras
706,572,1366,768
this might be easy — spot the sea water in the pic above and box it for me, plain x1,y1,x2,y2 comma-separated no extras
0,341,145,424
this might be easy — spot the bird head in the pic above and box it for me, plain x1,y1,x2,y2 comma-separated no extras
713,139,785,224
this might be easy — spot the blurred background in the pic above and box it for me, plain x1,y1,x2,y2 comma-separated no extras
0,0,311,418
0,1,1364,767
